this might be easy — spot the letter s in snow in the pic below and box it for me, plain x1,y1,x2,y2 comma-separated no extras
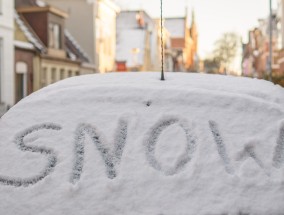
0,123,62,187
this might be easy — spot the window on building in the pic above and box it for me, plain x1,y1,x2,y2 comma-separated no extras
60,69,65,80
49,23,61,49
15,62,28,102
41,68,47,87
68,70,72,77
75,71,80,76
51,68,56,83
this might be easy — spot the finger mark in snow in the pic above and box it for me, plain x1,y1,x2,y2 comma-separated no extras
273,121,284,168
237,143,270,176
0,123,62,187
145,117,197,176
209,121,234,174
71,119,128,184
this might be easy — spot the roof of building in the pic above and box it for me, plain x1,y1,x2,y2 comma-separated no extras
15,0,38,7
64,30,90,63
117,10,154,30
14,40,36,50
171,38,185,49
16,0,68,18
14,11,46,53
15,8,90,63
17,6,68,18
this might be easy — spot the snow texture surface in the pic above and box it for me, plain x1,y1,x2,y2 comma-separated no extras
0,72,284,215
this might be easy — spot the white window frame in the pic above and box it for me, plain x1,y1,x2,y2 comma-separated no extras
49,23,61,49
41,67,47,87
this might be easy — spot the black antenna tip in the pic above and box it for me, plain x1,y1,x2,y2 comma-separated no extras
161,72,165,81
160,0,165,81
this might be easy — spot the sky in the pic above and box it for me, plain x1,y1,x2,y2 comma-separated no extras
115,0,278,59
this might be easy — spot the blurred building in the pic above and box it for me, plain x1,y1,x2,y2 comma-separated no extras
154,19,172,72
242,2,284,86
278,0,284,49
0,0,14,116
242,12,280,80
43,0,120,73
14,0,95,103
242,27,267,78
188,11,198,71
116,10,153,71
116,10,171,72
14,11,38,104
276,0,284,85
164,10,198,72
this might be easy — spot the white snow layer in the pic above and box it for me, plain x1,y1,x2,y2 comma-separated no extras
0,72,284,215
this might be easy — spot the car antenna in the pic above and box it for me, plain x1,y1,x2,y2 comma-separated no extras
160,0,165,81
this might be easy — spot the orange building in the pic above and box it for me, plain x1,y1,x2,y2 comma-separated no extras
164,10,198,72
188,11,198,71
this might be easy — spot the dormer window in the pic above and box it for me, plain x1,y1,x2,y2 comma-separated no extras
49,23,61,49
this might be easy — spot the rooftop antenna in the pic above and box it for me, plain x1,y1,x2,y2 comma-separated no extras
160,0,165,80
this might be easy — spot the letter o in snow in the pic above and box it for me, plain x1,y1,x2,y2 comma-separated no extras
145,118,196,175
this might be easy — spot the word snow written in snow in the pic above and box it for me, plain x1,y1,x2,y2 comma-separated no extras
0,117,283,187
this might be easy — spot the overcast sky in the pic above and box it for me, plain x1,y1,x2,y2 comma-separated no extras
115,0,277,58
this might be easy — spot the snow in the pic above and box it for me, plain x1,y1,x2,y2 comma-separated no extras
0,72,284,215
14,40,34,50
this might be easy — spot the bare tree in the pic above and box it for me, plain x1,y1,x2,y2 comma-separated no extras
213,32,240,74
